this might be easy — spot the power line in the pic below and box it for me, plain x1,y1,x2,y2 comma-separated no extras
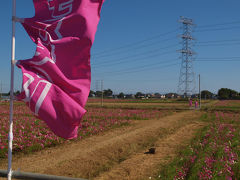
95,59,179,74
198,39,240,44
194,56,240,62
195,26,240,32
92,49,177,67
99,78,177,82
92,21,240,62
92,43,178,64
92,38,240,67
92,37,177,59
92,29,178,55
92,19,240,57
198,20,240,28
101,62,180,76
93,60,180,76
197,56,240,60
91,19,240,79
195,59,240,62
91,52,237,74
196,42,240,47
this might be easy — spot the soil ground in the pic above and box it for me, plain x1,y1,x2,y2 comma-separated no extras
0,110,205,180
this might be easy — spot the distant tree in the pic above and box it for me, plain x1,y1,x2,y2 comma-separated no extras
5,91,19,96
201,90,213,99
218,88,239,100
117,92,125,99
2,93,9,96
229,89,239,99
95,91,102,97
103,89,113,97
153,93,161,98
88,90,95,97
135,92,144,99
14,90,20,96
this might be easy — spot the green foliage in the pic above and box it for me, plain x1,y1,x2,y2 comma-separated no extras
88,89,113,97
117,92,125,99
154,112,240,180
201,90,213,99
95,90,102,97
0,148,7,158
103,89,113,97
88,90,95,97
218,88,240,100
135,92,144,99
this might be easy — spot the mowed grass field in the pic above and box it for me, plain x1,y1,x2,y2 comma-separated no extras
0,98,239,179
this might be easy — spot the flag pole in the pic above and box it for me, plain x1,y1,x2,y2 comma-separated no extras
8,0,16,179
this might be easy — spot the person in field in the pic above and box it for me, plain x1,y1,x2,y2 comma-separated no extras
195,100,198,109
189,98,192,107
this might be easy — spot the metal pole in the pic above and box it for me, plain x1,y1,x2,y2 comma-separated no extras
8,0,16,179
0,81,2,100
0,169,87,180
101,80,103,107
199,74,201,109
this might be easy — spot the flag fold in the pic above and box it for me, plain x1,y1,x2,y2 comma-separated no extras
17,0,104,139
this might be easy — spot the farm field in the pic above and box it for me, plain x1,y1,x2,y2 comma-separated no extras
206,100,240,112
0,100,173,158
155,111,240,180
0,99,239,179
86,98,213,110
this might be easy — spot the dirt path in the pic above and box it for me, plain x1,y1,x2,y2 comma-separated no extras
95,123,204,180
0,111,205,179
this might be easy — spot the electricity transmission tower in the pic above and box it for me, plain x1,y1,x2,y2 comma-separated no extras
177,16,196,97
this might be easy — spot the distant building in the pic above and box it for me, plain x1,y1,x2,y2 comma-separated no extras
1,95,10,102
152,93,165,99
125,94,135,99
160,94,166,99
165,93,179,99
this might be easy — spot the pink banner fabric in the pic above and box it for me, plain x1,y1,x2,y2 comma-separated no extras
17,0,104,139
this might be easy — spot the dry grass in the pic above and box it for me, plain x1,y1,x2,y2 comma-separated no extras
96,123,206,180
0,111,204,179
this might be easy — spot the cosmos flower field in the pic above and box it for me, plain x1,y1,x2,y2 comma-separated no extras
0,100,169,158
0,99,239,180
156,102,240,180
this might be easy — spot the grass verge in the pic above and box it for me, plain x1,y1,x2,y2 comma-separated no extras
154,112,240,180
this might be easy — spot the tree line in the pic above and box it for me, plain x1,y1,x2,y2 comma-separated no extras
201,88,240,100
0,88,239,100
89,88,240,100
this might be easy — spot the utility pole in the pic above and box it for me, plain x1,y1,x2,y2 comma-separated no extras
178,16,196,97
199,74,201,108
95,80,104,106
101,80,103,107
0,81,2,100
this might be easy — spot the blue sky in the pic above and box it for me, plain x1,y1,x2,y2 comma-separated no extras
1,0,240,94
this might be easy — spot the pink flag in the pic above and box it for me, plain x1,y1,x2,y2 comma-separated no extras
17,0,104,139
